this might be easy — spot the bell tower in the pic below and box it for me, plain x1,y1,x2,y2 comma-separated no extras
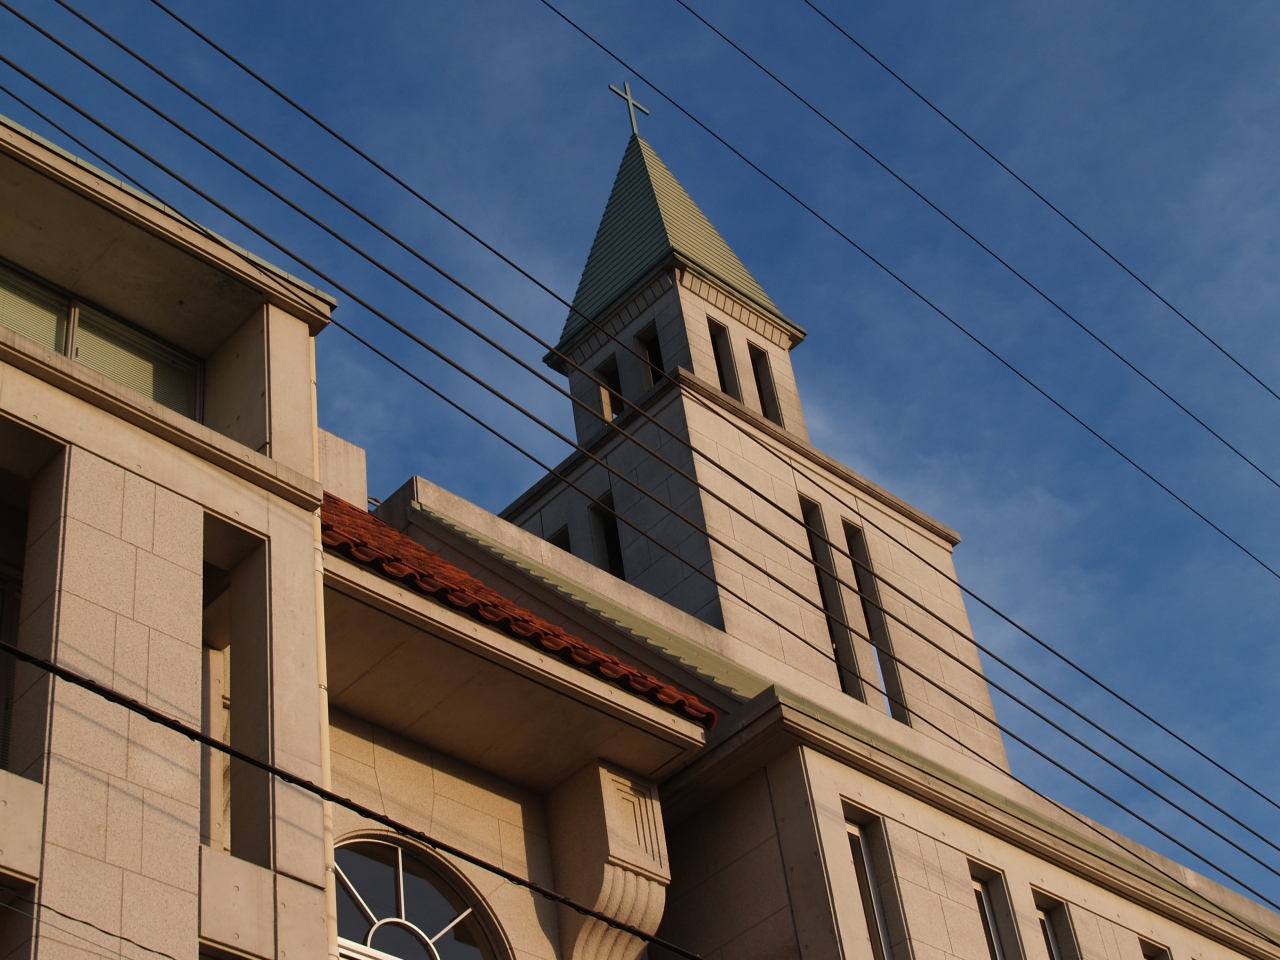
502,131,1005,766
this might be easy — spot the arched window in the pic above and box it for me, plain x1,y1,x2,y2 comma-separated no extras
335,839,499,960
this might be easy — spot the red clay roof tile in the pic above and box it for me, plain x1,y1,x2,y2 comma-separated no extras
321,493,717,729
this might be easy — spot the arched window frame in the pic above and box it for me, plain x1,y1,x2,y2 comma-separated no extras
334,834,507,960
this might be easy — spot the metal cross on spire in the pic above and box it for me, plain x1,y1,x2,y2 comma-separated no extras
609,81,650,137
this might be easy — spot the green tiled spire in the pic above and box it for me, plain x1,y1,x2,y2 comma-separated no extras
557,135,797,349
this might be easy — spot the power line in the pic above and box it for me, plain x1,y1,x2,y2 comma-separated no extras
0,2,1027,732
0,82,138,187
120,0,1280,821
7,7,1280,871
335,311,1280,902
534,0,1280,588
0,639,705,960
7,59,1280,919
6,629,1280,952
0,889,180,960
797,0,1280,409
670,0,1280,496
771,436,1280,818
0,48,884,700
6,11,1280,898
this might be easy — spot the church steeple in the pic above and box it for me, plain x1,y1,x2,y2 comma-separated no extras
504,128,1006,767
556,134,801,354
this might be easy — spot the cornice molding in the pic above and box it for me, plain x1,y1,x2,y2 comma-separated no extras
677,367,961,546
665,688,1280,960
674,263,802,350
547,250,805,369
0,118,334,331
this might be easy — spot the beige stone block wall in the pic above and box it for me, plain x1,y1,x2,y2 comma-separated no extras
328,710,559,960
1067,904,1148,960
678,387,1007,768
263,501,325,889
31,446,204,960
682,398,837,677
802,749,1265,960
876,816,993,960
318,428,368,507
564,282,688,448
264,306,316,477
676,281,808,443
658,767,803,960
505,391,725,629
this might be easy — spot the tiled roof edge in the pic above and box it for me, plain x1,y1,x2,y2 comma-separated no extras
320,492,718,729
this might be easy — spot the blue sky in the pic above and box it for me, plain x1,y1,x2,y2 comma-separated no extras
4,0,1280,907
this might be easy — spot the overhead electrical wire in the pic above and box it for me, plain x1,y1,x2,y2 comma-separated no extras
0,639,707,960
7,0,1280,875
4,4,1280,901
0,888,180,960
10,7,1280,901
533,0,1280,589
669,0,1280,496
0,3,1026,764
4,65,1278,912
123,0,1280,821
0,58,942,742
6,630,1280,952
0,81,135,185
797,0,1280,408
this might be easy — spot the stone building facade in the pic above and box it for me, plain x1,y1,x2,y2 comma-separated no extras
0,110,1276,960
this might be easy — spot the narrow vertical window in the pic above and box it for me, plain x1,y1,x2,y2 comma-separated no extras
799,498,862,700
848,822,894,960
974,880,1006,960
0,577,19,772
637,325,665,388
547,525,571,553
707,320,741,401
1032,896,1074,960
203,515,272,868
844,522,910,724
747,342,783,426
1037,909,1063,960
589,493,625,579
596,356,626,421
970,866,1021,960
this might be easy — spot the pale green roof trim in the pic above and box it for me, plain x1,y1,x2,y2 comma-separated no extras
558,135,800,349
0,111,337,308
406,500,768,702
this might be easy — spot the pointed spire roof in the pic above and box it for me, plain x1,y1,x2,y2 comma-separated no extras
557,135,800,349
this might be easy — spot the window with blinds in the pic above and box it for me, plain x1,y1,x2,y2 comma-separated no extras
74,306,199,419
0,264,200,420
0,267,68,354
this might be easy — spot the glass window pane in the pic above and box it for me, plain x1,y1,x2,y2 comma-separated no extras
0,268,67,353
337,843,400,928
434,919,486,960
973,881,1005,960
401,868,457,942
369,923,434,959
337,876,373,944
74,306,199,418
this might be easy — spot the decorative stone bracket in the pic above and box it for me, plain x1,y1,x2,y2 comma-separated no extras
548,760,671,960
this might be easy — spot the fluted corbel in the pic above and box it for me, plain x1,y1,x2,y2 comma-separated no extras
548,760,670,960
